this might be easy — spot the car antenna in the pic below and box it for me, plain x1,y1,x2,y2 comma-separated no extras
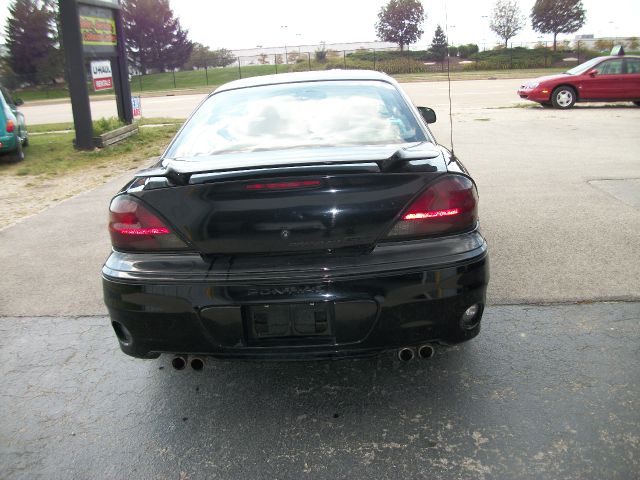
444,0,455,159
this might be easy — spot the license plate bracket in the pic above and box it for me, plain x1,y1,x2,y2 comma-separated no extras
246,302,334,341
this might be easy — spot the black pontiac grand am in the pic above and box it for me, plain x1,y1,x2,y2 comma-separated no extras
102,70,489,367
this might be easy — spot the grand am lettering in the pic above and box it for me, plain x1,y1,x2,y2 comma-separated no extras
286,236,374,248
246,285,327,297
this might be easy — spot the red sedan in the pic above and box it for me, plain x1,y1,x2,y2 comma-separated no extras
517,54,640,109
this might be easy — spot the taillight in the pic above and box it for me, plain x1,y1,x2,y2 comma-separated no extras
246,180,320,190
6,119,15,133
108,195,189,251
386,175,478,239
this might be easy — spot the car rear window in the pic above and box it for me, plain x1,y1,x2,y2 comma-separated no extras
166,80,426,159
0,87,15,106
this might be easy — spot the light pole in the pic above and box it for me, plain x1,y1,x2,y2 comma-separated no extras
481,15,489,51
281,25,288,65
296,33,302,56
256,45,263,65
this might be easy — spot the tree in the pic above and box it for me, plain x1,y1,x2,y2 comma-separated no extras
210,49,236,68
185,42,210,69
180,43,235,70
376,0,425,52
430,25,448,61
458,43,479,58
489,0,525,47
4,0,61,85
531,0,586,51
122,0,193,74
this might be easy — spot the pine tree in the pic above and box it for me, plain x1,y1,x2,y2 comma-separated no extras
531,0,586,51
4,0,61,85
122,0,193,74
430,25,448,61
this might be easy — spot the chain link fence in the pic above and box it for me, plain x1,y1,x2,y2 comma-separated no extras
3,37,638,101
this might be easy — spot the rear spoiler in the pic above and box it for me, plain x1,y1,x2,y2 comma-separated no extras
135,145,441,187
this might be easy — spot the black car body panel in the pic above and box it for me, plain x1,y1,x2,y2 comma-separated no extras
133,171,446,255
103,233,488,359
102,70,489,360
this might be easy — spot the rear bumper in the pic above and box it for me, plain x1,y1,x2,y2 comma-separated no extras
102,232,489,359
0,134,17,152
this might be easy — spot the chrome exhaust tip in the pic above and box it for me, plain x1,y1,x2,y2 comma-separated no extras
190,357,205,371
417,344,435,359
171,355,188,370
397,347,415,362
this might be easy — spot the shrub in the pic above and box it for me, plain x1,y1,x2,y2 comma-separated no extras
93,117,125,136
347,49,437,63
314,47,328,63
594,39,613,52
375,58,433,75
458,43,479,58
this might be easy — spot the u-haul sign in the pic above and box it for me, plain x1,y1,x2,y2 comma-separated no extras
90,60,113,91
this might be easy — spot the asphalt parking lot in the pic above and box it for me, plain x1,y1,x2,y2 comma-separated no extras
1,78,639,479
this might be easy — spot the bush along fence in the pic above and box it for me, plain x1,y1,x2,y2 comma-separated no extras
127,39,614,92
5,38,638,100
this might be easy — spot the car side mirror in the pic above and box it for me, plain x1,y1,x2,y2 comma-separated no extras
417,106,436,124
587,69,598,77
14,98,24,106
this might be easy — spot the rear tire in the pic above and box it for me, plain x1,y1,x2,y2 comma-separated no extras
633,101,640,107
5,141,25,163
551,86,576,109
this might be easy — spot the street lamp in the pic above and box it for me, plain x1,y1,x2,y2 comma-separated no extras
296,33,302,55
481,15,489,51
281,25,288,65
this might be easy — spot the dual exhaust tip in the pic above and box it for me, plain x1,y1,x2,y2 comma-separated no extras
171,348,433,368
171,355,204,371
398,344,435,362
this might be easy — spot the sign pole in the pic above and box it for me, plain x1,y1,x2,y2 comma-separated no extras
113,6,133,123
59,0,94,150
59,0,133,149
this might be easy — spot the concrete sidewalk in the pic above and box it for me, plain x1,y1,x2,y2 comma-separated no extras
0,173,126,316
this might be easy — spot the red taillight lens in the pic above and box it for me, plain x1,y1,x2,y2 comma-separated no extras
6,119,15,133
108,195,189,251
386,175,478,239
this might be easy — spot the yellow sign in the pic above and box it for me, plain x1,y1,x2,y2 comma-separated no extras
80,15,117,46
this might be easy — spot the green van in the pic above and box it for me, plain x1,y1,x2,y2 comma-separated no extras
0,86,28,162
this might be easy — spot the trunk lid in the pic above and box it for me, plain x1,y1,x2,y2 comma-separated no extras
133,145,446,255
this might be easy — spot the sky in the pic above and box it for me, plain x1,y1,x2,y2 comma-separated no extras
167,0,639,50
0,0,638,50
